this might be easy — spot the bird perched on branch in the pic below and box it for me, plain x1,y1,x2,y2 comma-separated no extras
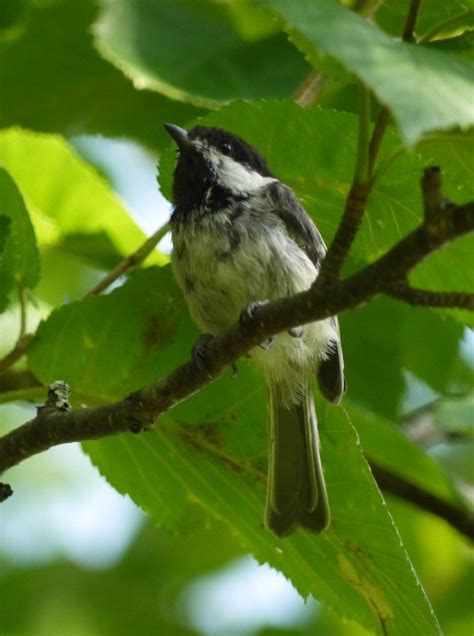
165,123,346,536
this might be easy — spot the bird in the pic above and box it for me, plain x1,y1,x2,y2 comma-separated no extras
164,122,346,536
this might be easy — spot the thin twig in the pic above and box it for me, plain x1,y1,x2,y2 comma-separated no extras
293,71,326,107
86,223,169,297
402,0,422,43
368,106,390,176
17,283,27,340
354,84,371,183
386,283,474,310
0,336,32,377
368,0,423,176
0,283,31,377
371,462,474,541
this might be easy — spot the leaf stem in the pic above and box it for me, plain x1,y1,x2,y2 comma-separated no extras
354,84,371,184
17,282,27,340
402,0,422,43
292,71,326,107
85,222,169,297
0,283,31,377
368,106,390,177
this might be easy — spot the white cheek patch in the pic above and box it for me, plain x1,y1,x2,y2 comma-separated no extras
217,154,275,193
196,142,275,194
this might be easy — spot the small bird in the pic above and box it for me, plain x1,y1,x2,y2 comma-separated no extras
164,123,346,536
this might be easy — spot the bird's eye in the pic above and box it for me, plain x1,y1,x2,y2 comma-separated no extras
219,141,233,156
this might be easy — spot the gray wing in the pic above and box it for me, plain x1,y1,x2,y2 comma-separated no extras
267,181,346,404
266,181,326,268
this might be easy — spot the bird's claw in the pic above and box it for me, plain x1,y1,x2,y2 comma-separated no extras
239,300,270,326
192,333,214,376
240,300,275,350
288,326,304,338
259,336,276,350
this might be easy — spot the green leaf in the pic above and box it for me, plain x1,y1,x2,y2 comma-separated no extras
84,405,440,635
434,394,474,437
0,0,202,150
0,167,40,311
27,265,439,633
0,128,163,266
0,215,11,256
159,101,474,320
256,0,474,145
93,0,310,108
427,32,474,62
28,266,195,403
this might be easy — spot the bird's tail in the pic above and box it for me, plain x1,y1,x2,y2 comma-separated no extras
265,379,330,536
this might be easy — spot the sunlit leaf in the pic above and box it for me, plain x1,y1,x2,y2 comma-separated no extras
0,128,164,266
0,167,40,311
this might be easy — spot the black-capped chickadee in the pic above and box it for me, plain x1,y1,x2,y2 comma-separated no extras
164,123,346,536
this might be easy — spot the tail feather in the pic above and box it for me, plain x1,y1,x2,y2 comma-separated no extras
265,382,330,536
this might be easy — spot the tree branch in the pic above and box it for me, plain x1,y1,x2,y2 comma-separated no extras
1,168,472,479
0,167,472,539
370,463,474,541
386,282,474,310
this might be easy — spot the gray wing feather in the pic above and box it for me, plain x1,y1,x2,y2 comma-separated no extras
266,181,326,268
266,181,346,404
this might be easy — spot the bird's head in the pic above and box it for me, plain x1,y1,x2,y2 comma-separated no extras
164,123,274,213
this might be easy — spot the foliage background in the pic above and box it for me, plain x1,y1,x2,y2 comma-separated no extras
0,0,473,634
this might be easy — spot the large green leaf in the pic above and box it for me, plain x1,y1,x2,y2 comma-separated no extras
256,0,474,145
0,215,11,257
0,168,40,311
159,101,474,321
0,0,201,150
93,0,310,109
85,405,440,635
0,128,163,266
27,265,439,634
28,266,191,403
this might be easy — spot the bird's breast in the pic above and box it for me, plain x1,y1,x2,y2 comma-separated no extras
171,204,316,333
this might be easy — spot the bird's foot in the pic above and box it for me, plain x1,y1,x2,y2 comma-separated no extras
239,300,275,350
288,326,304,338
239,300,269,325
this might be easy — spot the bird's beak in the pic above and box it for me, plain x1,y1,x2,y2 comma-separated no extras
164,123,190,150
